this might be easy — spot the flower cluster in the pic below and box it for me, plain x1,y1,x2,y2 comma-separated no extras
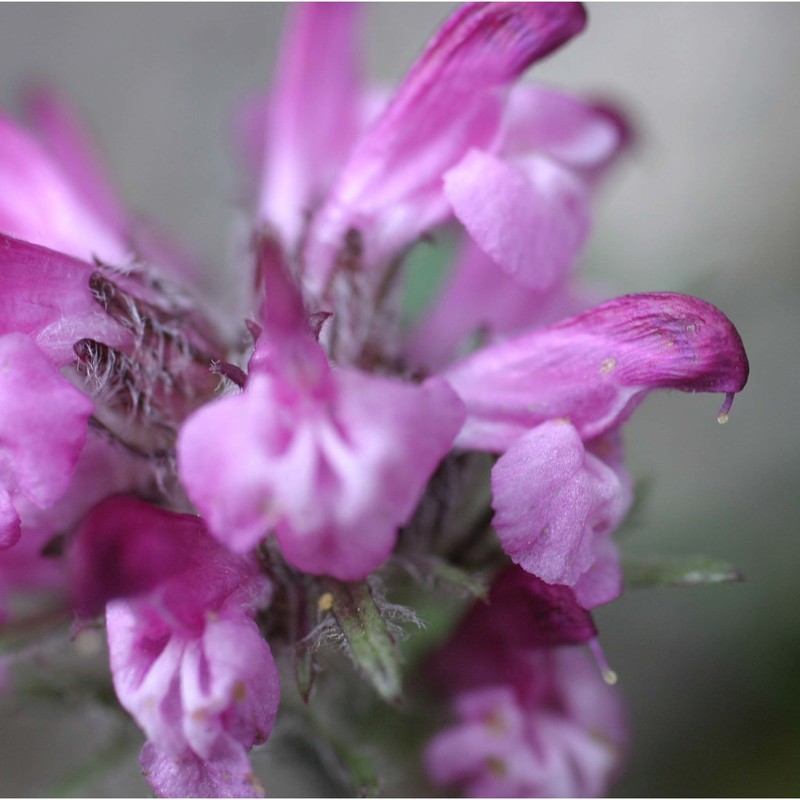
0,3,748,798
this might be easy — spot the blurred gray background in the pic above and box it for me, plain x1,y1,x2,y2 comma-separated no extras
0,3,798,796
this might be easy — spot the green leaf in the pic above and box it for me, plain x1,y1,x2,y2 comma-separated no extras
320,579,403,705
623,555,744,590
405,555,488,600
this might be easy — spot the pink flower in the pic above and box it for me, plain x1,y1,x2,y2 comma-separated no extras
178,240,465,580
177,3,620,582
191,0,745,612
440,292,748,606
426,652,626,798
78,497,280,798
425,566,626,797
0,85,278,798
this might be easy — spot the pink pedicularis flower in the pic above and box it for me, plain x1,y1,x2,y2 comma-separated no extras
85,498,279,798
0,3,748,798
425,567,627,797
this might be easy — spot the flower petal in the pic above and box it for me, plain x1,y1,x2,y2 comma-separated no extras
426,649,627,799
180,614,279,760
491,421,628,588
0,112,127,264
259,4,363,250
444,149,589,290
425,687,536,790
502,84,631,176
488,566,598,648
68,496,204,617
1,446,129,613
110,606,278,798
140,740,264,799
0,333,94,529
573,536,623,610
304,2,587,293
178,366,465,580
445,292,750,451
0,234,129,364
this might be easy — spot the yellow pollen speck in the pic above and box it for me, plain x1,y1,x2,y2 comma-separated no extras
600,358,616,374
318,592,334,612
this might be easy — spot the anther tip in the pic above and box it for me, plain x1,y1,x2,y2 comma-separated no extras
589,638,618,686
602,668,618,686
717,392,735,424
